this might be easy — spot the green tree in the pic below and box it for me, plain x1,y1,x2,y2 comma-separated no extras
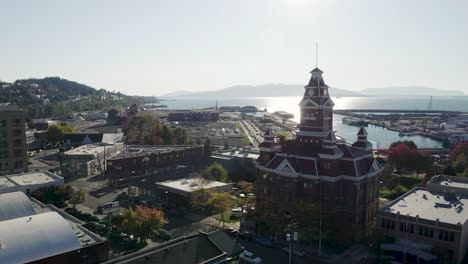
442,138,451,149
121,206,168,241
173,127,190,144
69,188,86,208
292,201,321,241
31,185,72,208
453,154,468,173
206,191,236,228
161,125,174,144
203,138,212,156
442,165,457,176
204,162,229,182
48,124,75,145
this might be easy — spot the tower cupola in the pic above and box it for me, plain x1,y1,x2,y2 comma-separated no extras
352,127,373,151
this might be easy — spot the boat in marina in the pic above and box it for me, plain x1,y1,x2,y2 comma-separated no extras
342,117,368,126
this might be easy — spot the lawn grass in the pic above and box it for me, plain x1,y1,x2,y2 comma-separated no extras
216,214,240,223
380,174,421,200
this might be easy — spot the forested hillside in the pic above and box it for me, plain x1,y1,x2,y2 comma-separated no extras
0,77,157,122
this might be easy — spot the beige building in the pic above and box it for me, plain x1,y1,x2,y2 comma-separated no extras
377,175,468,263
63,143,124,177
0,105,28,175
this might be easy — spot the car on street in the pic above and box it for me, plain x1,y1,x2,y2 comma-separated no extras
293,248,305,257
223,227,238,237
156,229,172,241
239,250,262,264
255,237,274,248
238,231,254,241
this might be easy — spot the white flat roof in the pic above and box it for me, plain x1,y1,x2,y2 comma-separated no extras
0,212,81,264
65,144,105,156
382,188,468,225
0,177,15,189
213,150,259,160
156,178,230,193
438,180,468,190
7,172,59,186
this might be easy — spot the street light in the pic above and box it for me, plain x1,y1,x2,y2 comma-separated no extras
286,231,298,264
314,179,323,257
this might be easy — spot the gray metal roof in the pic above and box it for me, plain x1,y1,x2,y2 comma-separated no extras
0,212,81,264
0,191,36,222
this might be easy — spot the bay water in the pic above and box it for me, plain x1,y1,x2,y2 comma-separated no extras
160,96,468,149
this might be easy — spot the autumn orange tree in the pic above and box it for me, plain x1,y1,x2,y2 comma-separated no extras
121,205,168,241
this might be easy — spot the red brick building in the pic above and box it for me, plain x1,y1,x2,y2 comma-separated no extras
106,145,204,187
255,67,384,243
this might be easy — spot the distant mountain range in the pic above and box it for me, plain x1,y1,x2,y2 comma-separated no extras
162,84,465,98
161,84,364,98
361,86,465,96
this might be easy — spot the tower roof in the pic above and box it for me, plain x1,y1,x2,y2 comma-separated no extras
324,131,337,142
305,68,327,88
357,127,368,136
311,67,323,74
264,128,274,137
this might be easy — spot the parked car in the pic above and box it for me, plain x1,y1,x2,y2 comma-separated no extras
157,229,172,241
97,201,120,213
223,227,238,237
239,251,262,264
293,248,305,257
255,237,273,248
238,231,254,241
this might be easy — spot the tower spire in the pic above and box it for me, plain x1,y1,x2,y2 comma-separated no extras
315,42,318,68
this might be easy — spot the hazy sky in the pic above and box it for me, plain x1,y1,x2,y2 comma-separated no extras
1,0,467,96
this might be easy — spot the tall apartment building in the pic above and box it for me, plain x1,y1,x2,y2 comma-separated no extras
255,67,384,243
0,105,28,175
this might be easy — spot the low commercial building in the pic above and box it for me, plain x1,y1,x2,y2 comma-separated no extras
377,175,468,263
107,145,203,187
34,119,57,131
63,143,124,177
168,110,220,122
0,191,109,264
103,230,243,264
210,149,259,181
0,170,64,194
63,132,124,148
153,177,232,209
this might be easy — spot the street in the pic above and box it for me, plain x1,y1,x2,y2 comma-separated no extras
237,240,312,264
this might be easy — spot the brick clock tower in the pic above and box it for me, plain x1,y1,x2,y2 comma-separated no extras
255,67,384,244
297,68,334,144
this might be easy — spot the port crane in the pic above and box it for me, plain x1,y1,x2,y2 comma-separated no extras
422,96,433,132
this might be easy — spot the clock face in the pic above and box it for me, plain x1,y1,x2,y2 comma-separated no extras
307,89,314,96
